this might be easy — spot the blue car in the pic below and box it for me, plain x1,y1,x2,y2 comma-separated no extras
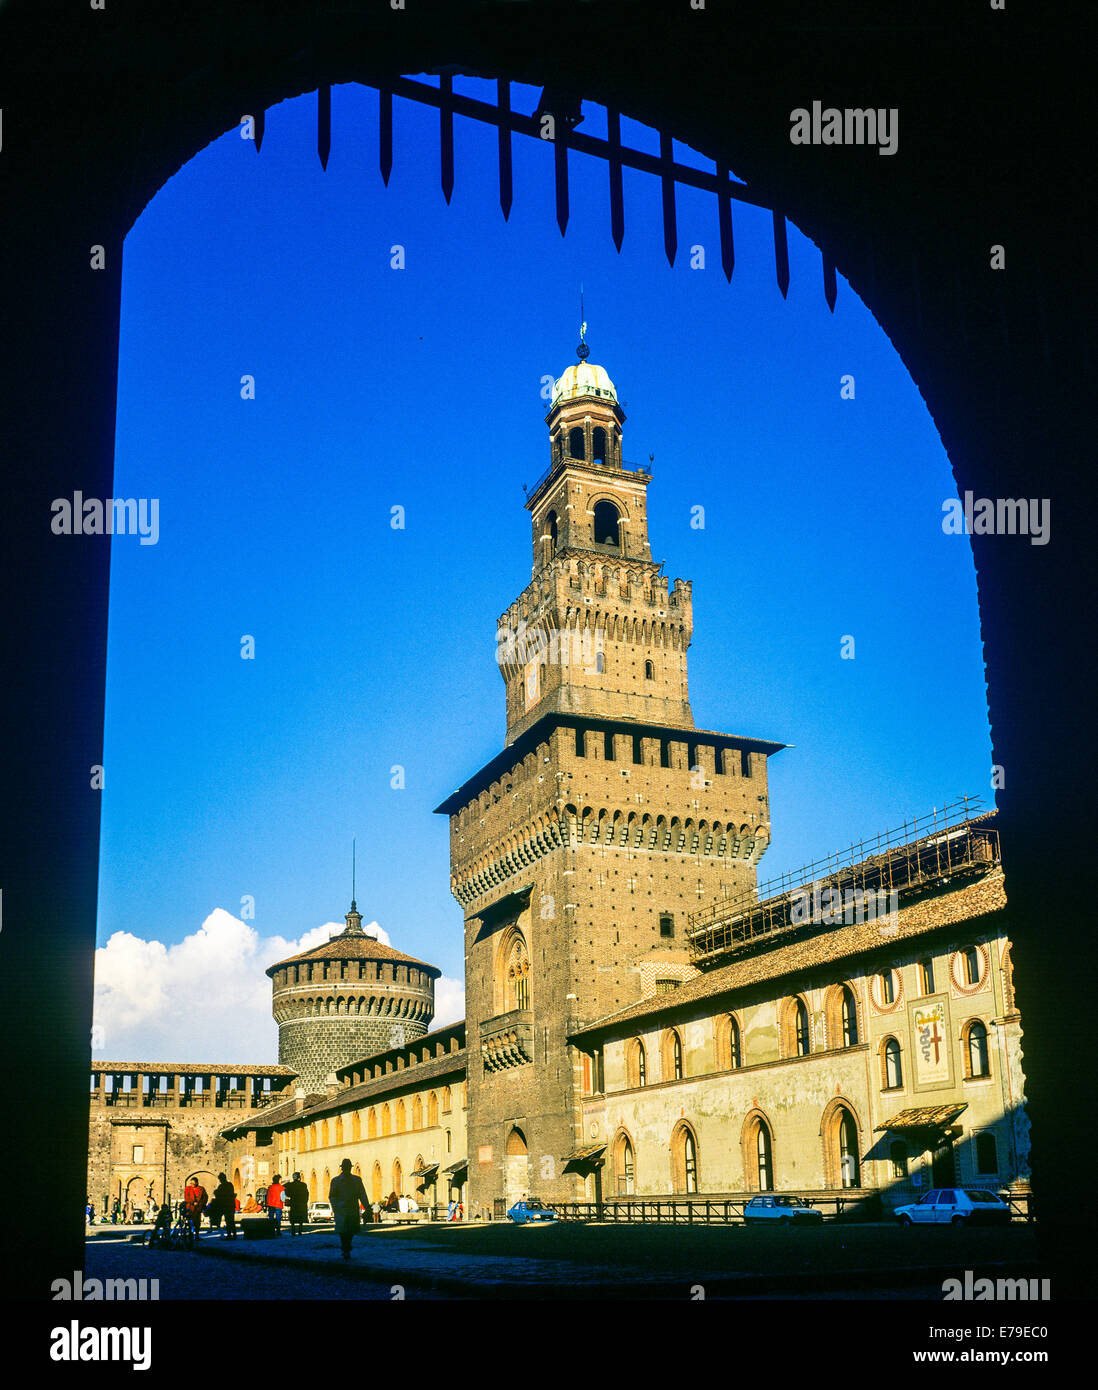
507,1200,558,1224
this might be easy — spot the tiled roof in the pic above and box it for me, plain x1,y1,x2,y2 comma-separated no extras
266,933,439,977
219,1092,325,1140
875,1103,968,1132
225,1050,469,1137
569,868,1007,1040
336,1020,467,1080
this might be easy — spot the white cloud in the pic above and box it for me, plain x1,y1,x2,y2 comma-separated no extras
91,909,463,1064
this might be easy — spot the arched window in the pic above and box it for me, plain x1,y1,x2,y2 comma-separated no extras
392,1158,403,1195
351,1112,361,1141
442,1085,452,1113
367,1107,377,1139
412,1096,423,1130
627,1039,647,1088
645,659,654,680
592,425,607,463
309,1170,318,1201
838,1110,860,1188
975,1132,999,1174
612,1131,635,1195
661,1029,684,1081
396,1099,406,1133
753,1121,774,1191
883,1037,903,1089
445,1128,452,1154
428,1092,439,1127
592,499,621,547
381,1104,391,1136
795,999,811,1056
320,1120,329,1147
966,1020,991,1077
841,986,859,1046
671,1123,699,1194
333,1116,343,1144
918,959,936,995
962,946,982,986
569,426,585,459
716,1014,741,1070
370,1162,383,1204
499,926,531,1014
879,970,895,1005
889,1139,908,1179
545,509,558,549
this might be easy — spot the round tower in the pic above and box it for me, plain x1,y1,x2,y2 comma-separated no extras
266,903,439,1094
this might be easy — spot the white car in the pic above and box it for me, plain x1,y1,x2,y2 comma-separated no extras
895,1188,1011,1226
307,1201,333,1223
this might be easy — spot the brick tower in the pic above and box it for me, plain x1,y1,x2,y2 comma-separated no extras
266,903,440,1093
436,342,785,1211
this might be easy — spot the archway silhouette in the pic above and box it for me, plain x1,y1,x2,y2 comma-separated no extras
1,6,1085,1296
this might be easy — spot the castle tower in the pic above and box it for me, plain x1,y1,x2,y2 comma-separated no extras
266,904,440,1093
437,341,786,1211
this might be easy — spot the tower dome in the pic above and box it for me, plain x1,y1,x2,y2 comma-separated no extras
551,361,618,406
266,905,440,1093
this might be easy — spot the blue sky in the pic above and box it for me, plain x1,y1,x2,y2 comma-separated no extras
94,79,992,1060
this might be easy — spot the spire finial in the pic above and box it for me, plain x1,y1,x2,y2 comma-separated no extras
577,284,589,361
351,837,356,913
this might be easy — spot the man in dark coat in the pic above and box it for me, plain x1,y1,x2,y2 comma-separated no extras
329,1160,369,1259
211,1173,238,1239
285,1172,310,1236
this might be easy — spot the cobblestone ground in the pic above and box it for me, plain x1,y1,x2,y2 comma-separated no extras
83,1239,447,1300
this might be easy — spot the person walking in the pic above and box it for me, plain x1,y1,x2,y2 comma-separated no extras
265,1174,285,1234
212,1173,238,1239
329,1159,369,1260
285,1172,309,1237
185,1178,208,1238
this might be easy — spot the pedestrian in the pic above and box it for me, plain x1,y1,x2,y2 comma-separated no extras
329,1159,369,1260
149,1203,172,1250
265,1174,285,1234
242,1192,260,1214
183,1177,208,1238
285,1172,309,1236
212,1172,238,1239
372,1201,381,1225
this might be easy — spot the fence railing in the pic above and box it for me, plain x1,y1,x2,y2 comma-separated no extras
542,1191,1034,1224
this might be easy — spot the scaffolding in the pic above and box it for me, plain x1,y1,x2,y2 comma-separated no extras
688,796,1000,968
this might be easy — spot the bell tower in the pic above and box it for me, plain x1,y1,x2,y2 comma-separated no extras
437,338,785,1213
501,345,693,741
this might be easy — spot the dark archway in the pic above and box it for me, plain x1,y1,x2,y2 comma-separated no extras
0,2,1089,1297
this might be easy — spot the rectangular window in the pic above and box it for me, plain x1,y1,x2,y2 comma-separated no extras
880,971,895,1005
593,1048,605,1094
659,914,675,939
132,1145,144,1163
632,734,643,765
919,960,935,995
659,739,670,769
655,979,680,995
575,727,585,757
582,1055,592,1094
740,749,751,777
604,730,614,760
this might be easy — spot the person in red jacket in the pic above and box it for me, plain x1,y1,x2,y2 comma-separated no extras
265,1174,285,1234
183,1179,208,1237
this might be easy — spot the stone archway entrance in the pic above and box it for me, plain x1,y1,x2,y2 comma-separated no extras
505,1126,530,1206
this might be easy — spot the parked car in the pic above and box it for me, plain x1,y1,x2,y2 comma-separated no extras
894,1188,1011,1226
743,1195,824,1225
507,1199,558,1224
307,1201,333,1223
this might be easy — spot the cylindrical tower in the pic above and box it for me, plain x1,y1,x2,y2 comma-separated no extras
266,903,440,1094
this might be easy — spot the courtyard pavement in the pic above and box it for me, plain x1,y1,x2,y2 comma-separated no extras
90,1219,1041,1300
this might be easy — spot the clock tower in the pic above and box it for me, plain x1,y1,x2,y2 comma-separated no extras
436,342,785,1211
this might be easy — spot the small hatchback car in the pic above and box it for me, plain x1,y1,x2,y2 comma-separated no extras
743,1195,824,1225
307,1200,334,1223
507,1200,558,1224
894,1188,1011,1226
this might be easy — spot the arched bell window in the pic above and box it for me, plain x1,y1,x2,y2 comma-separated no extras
592,499,621,547
965,1019,991,1077
569,426,585,459
592,425,607,462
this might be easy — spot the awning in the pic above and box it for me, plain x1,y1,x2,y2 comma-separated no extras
410,1163,439,1179
874,1103,968,1133
562,1143,606,1164
443,1159,468,1175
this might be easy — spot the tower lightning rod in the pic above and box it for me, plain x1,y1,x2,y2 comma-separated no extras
352,838,356,911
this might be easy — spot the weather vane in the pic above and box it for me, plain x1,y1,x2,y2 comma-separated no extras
577,284,589,360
